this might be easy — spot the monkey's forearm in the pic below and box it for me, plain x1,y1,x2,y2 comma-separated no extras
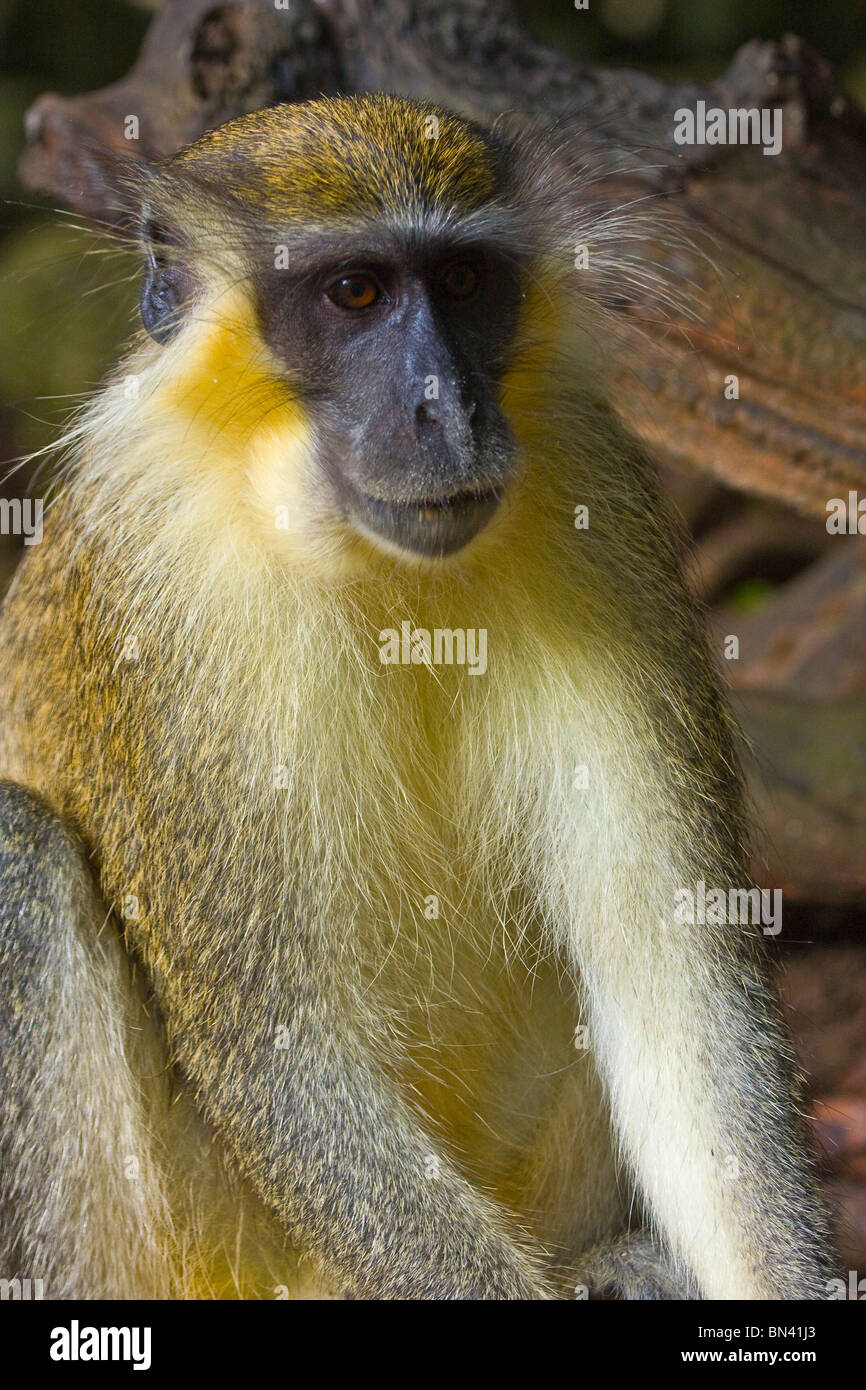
174,988,553,1300
571,893,830,1299
0,784,174,1298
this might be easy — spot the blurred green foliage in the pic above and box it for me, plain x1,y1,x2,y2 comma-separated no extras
0,223,139,455
724,578,775,614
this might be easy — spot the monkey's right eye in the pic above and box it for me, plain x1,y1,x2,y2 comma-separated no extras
326,274,381,311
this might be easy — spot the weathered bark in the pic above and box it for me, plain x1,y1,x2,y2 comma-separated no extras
18,0,866,518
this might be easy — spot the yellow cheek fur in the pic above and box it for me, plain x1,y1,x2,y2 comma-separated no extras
137,286,326,560
159,288,304,455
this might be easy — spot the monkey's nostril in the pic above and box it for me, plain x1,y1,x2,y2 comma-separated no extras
416,399,477,431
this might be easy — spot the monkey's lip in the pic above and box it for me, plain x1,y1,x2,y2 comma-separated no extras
348,486,501,557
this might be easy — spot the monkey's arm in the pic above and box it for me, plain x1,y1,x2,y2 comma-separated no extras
560,782,832,1300
535,419,833,1299
0,783,174,1299
169,932,554,1300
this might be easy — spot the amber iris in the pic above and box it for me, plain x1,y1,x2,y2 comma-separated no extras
327,274,379,310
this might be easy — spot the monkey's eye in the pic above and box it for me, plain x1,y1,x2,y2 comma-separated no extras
438,262,479,301
326,273,381,311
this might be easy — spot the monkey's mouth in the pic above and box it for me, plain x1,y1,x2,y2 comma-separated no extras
348,486,501,558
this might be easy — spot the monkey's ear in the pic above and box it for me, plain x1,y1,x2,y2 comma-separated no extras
139,213,195,345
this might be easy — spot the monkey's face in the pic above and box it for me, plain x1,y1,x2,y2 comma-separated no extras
255,236,523,558
138,96,535,564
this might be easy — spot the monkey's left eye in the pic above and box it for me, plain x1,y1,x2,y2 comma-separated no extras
438,262,479,301
326,274,381,311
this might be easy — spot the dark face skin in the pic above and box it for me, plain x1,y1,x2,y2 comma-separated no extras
142,222,526,558
254,231,525,558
